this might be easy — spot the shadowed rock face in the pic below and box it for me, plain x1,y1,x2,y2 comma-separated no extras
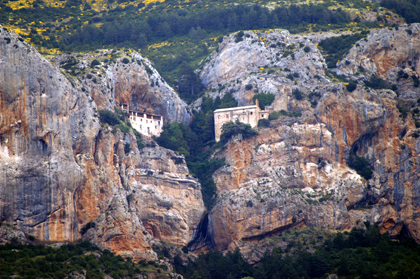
0,29,89,241
200,27,420,251
0,28,203,260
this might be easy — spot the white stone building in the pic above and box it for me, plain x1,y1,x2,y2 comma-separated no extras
121,104,163,137
214,100,271,142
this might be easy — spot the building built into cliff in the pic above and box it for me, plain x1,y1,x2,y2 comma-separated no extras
121,104,163,137
214,100,271,142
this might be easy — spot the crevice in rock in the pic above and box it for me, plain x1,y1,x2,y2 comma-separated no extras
187,212,215,251
241,220,306,242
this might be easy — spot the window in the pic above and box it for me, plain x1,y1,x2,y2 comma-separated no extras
250,112,253,115
158,121,160,125
262,114,264,117
226,114,229,118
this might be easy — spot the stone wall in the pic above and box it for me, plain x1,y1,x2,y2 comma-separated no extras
214,101,270,141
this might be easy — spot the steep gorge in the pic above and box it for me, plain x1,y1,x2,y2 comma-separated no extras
2,22,420,261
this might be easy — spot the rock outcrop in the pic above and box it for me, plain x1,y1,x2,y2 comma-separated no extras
3,21,420,260
337,24,420,98
198,27,420,250
52,50,192,125
0,27,203,260
196,29,326,111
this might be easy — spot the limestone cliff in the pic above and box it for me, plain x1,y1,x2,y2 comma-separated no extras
52,50,191,125
0,27,203,260
3,20,420,260
198,26,420,251
337,24,420,100
196,29,325,110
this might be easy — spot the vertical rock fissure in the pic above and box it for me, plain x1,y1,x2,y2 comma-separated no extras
187,212,216,251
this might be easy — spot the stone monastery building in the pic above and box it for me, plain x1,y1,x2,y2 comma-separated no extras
121,104,163,137
214,100,271,142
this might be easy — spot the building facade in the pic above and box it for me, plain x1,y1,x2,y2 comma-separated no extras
214,100,271,142
121,104,163,137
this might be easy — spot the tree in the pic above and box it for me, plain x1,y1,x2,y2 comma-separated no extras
346,82,357,92
220,120,259,143
253,93,275,109
177,62,202,101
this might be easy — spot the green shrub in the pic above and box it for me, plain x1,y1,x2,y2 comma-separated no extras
122,57,130,64
90,59,100,68
182,246,189,254
116,124,130,134
258,119,270,128
412,75,419,87
253,92,275,109
346,82,357,92
137,140,145,149
364,75,389,90
347,155,373,180
245,84,253,90
235,31,244,43
126,194,134,204
220,120,259,143
124,143,131,154
99,110,121,126
293,89,304,100
304,46,311,52
145,65,153,75
269,110,302,120
398,105,409,119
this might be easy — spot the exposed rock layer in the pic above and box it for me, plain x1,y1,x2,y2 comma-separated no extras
0,28,202,260
2,23,420,258
201,27,420,250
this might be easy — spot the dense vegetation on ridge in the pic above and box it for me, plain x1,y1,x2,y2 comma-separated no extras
179,225,420,279
0,238,170,279
2,225,420,279
0,0,397,87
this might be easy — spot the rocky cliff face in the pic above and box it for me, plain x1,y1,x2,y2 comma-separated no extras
0,27,202,260
337,24,420,99
2,21,420,260
198,26,420,251
196,29,326,110
52,50,191,125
